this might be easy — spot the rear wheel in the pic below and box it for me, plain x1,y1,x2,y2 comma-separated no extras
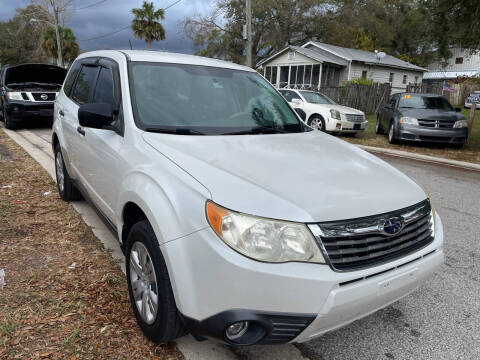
388,121,398,144
3,108,17,130
126,220,187,343
375,116,383,134
308,115,326,132
54,144,81,201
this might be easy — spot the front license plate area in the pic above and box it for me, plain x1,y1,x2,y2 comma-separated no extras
377,269,417,296
354,123,361,130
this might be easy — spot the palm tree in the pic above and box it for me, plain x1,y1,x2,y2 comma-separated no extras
41,27,79,67
131,1,166,50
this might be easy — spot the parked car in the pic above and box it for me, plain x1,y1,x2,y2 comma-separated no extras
0,63,66,130
376,93,468,146
278,89,367,134
465,91,480,109
53,50,443,346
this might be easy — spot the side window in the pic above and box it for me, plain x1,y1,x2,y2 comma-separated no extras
63,61,81,96
388,96,396,108
280,90,300,102
93,67,115,106
71,65,98,105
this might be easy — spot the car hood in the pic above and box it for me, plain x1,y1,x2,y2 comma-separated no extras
4,63,66,88
310,103,364,115
399,108,464,120
142,131,426,222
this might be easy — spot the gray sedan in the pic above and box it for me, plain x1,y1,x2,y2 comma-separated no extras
376,93,468,146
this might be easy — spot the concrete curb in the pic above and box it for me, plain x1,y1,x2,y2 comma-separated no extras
359,145,480,172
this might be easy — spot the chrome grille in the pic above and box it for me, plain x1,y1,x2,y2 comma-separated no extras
345,114,364,122
31,92,56,101
312,200,434,271
418,119,454,128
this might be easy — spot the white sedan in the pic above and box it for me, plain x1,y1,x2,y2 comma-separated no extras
279,89,368,134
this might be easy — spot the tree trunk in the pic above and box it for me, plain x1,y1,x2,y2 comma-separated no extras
148,39,152,51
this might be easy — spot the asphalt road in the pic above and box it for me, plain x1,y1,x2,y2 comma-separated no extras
3,123,480,360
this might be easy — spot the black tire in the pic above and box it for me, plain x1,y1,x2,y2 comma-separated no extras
388,121,398,144
3,108,17,130
54,144,82,201
308,115,326,132
126,220,187,343
375,115,384,134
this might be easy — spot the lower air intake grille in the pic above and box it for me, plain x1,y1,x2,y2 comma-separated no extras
314,200,434,271
262,315,314,343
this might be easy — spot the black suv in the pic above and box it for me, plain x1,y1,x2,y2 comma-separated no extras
0,63,66,130
376,93,468,146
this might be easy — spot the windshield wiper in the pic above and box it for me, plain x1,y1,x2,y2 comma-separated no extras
222,126,290,135
145,127,205,135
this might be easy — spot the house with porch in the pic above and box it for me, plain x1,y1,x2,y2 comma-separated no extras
258,42,427,93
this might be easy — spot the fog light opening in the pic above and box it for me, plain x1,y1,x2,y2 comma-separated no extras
225,321,249,340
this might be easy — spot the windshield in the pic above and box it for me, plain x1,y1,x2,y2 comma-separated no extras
398,94,453,111
129,62,306,135
300,91,336,105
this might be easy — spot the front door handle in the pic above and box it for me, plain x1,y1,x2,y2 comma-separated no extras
77,126,85,136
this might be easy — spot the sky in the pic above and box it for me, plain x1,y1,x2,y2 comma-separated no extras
0,0,214,53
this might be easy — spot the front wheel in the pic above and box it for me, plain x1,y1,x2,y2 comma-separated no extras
308,115,326,132
388,121,398,144
126,220,187,343
3,108,17,130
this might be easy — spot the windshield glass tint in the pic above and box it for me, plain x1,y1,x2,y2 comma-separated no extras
130,62,304,134
300,91,336,105
398,94,453,111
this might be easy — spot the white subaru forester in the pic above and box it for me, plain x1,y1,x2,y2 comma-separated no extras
52,50,444,346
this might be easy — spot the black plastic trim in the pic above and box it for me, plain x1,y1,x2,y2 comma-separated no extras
181,309,316,346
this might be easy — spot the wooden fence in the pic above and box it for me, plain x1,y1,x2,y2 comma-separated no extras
319,83,391,114
407,82,480,105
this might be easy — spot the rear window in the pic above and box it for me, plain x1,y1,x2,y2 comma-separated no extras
71,65,98,105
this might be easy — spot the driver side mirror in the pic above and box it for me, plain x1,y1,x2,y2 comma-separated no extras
292,98,302,105
78,103,115,130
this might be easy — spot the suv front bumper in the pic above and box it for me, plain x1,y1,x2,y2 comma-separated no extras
4,100,55,122
161,213,443,345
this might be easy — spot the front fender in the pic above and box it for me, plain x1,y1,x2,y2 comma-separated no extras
117,170,211,246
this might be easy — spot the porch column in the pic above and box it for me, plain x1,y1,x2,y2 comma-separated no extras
318,63,323,90
276,66,280,87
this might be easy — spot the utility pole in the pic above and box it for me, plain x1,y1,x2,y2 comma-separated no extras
245,0,252,68
54,7,63,68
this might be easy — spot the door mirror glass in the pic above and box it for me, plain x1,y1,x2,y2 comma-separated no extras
78,103,114,130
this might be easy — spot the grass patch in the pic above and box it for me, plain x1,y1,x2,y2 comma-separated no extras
0,129,183,359
342,108,480,163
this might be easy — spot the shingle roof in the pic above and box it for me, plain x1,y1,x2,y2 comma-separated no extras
307,42,427,72
289,46,347,66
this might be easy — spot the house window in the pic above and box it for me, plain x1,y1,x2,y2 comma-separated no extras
361,70,367,78
415,76,419,84
288,51,296,60
455,57,463,64
403,75,407,84
271,66,278,85
389,73,394,83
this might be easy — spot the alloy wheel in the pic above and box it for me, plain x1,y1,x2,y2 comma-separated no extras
129,242,159,325
55,152,65,193
310,118,323,131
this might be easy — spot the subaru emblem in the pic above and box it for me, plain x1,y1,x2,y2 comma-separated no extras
41,94,48,100
380,217,404,235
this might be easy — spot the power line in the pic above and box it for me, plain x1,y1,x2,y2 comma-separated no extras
78,0,182,42
73,0,108,11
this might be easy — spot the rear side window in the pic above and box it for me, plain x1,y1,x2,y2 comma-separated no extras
93,67,115,106
280,90,301,102
71,65,98,105
63,61,81,96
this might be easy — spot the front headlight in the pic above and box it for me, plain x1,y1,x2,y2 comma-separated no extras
7,92,24,101
206,201,325,263
330,109,341,120
399,116,418,125
453,119,468,128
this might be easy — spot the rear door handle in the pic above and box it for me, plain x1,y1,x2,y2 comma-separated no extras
77,126,85,136
59,110,64,116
